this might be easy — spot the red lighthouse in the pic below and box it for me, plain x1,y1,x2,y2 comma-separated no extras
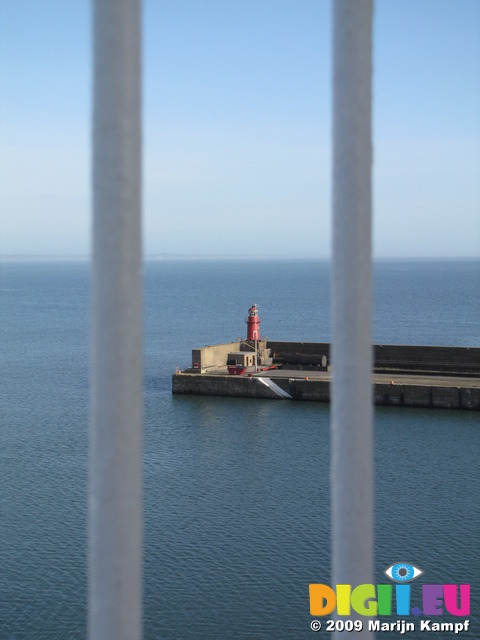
246,304,261,341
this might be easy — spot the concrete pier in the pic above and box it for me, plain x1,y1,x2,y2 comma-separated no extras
172,341,480,410
172,369,480,410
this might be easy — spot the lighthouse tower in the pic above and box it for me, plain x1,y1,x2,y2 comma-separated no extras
246,304,261,341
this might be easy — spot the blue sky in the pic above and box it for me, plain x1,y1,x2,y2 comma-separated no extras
0,0,479,258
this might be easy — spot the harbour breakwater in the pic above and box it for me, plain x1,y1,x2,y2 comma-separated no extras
172,341,480,410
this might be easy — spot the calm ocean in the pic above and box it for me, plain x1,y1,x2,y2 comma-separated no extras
0,259,479,639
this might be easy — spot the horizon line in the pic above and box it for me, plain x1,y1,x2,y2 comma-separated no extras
0,254,479,263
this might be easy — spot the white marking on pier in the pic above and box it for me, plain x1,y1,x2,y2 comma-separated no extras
257,377,293,399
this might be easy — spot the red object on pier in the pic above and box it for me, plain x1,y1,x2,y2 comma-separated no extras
227,364,247,375
246,304,261,341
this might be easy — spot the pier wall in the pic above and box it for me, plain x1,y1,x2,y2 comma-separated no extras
191,342,240,371
173,373,279,400
172,373,480,410
373,344,480,376
266,341,480,376
179,342,480,409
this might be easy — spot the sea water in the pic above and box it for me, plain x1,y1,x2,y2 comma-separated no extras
0,259,479,639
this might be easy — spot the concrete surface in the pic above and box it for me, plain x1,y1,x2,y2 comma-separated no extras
172,368,480,410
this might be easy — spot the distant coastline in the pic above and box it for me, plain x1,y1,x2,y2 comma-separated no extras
1,254,479,263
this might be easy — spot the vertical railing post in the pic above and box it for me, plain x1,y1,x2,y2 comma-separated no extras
90,1,142,639
331,0,374,636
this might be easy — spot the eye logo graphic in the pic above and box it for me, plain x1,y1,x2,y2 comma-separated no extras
384,561,423,583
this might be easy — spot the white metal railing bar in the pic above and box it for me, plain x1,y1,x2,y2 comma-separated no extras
90,1,143,639
331,0,374,637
